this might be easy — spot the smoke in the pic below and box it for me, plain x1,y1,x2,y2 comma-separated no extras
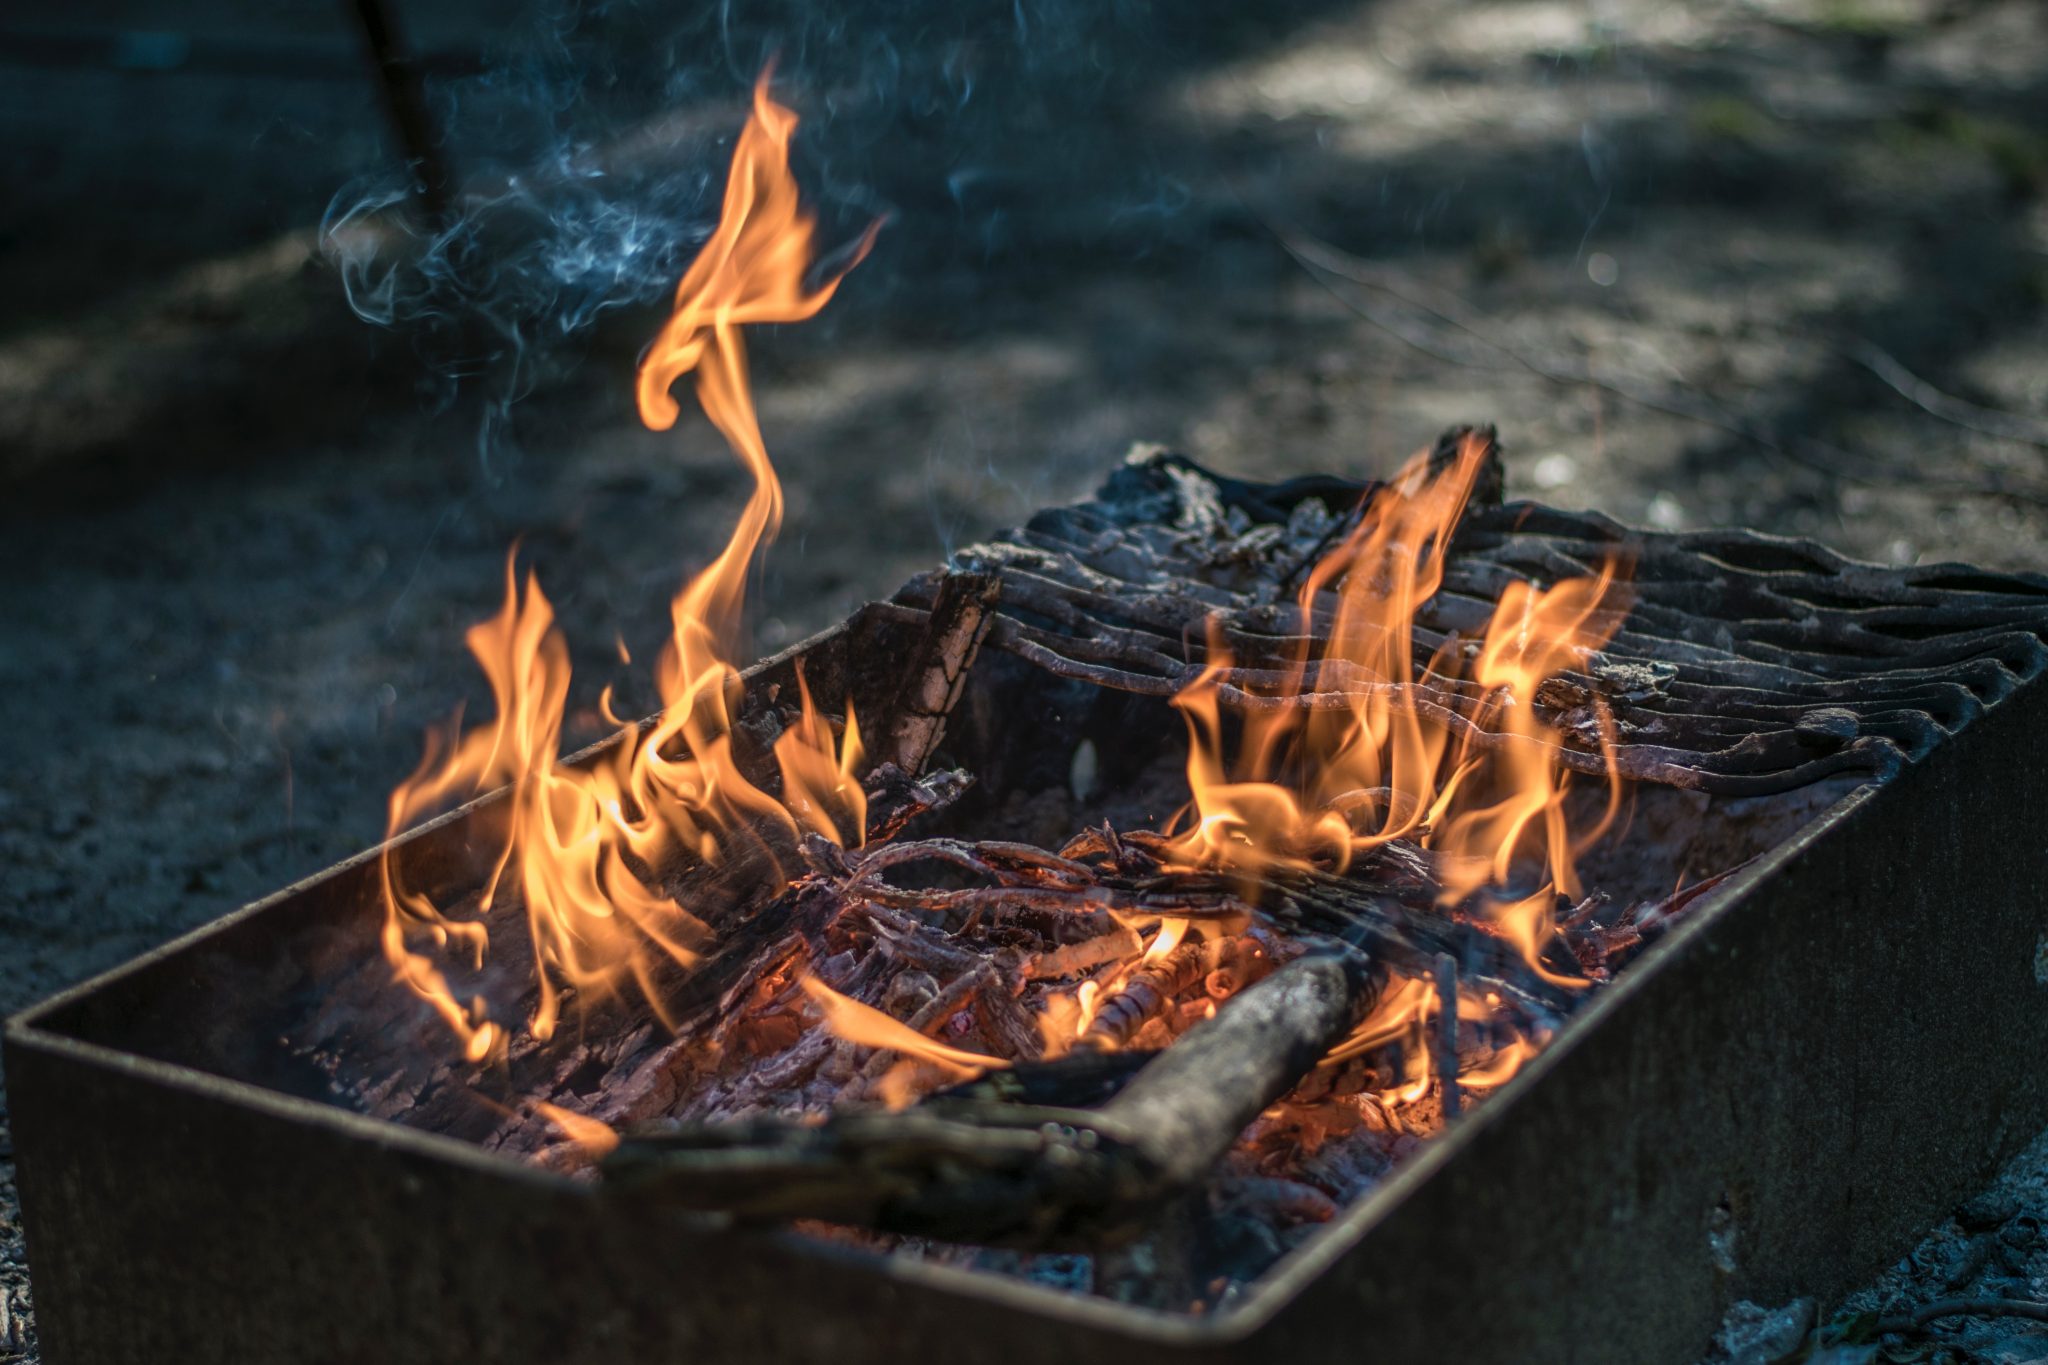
320,0,1217,470
323,153,719,471
321,3,737,473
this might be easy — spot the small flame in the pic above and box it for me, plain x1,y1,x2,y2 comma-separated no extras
1162,434,1629,982
1430,562,1624,908
1321,975,1433,1068
799,977,1009,1074
1459,1035,1537,1090
378,67,879,1055
1141,916,1191,963
533,1101,620,1157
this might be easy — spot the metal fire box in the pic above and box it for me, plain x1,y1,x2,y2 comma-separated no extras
11,471,2048,1365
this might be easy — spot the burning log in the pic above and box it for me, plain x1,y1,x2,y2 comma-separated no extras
587,806,1593,1253
1080,939,1215,1050
608,949,1380,1247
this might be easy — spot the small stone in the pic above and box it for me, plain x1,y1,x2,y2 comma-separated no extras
1963,1332,2048,1365
1999,1214,2043,1252
1713,1298,1816,1365
1960,1191,2021,1231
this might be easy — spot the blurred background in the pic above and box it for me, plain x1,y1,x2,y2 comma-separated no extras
0,0,2044,1356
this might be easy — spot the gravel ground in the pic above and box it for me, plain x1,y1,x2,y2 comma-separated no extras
2,0,2046,1359
1703,1134,2048,1364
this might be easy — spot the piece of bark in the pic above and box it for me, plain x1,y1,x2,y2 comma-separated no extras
882,570,1000,774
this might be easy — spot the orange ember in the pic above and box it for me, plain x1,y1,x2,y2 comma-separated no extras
378,68,878,1057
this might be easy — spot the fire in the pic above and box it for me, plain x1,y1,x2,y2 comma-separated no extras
374,71,1611,1134
799,978,1009,1075
378,67,879,1056
534,1101,621,1157
1162,434,1629,1092
1163,439,1491,876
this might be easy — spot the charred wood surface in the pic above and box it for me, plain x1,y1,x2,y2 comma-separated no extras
887,437,2048,795
881,569,1001,774
594,820,1623,1249
285,434,2048,1290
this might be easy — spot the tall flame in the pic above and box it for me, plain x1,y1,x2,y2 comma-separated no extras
378,68,878,1056
1164,434,1629,1025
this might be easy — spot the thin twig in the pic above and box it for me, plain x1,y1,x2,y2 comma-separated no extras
1845,338,2048,449
1432,952,1461,1120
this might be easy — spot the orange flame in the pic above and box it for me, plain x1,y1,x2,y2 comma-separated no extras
378,67,879,1056
799,977,1009,1075
1163,434,1629,986
1458,1035,1536,1090
534,1101,621,1157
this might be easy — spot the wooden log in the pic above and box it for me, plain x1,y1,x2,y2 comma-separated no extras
605,951,1380,1247
1079,940,1211,1050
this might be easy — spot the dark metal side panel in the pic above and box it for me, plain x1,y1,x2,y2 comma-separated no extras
5,1038,1214,1365
1253,668,2048,1364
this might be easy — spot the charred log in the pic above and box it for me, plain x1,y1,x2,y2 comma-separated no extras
606,951,1380,1247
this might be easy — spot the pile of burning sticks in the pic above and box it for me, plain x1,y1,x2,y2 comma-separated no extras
597,438,2040,1302
289,429,2048,1311
293,71,2048,1315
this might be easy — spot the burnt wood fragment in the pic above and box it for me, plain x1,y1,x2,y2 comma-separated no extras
933,1050,1159,1108
1432,952,1462,1121
1081,939,1213,1050
882,569,1001,774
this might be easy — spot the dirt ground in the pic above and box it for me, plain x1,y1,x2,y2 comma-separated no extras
1,0,2045,1359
